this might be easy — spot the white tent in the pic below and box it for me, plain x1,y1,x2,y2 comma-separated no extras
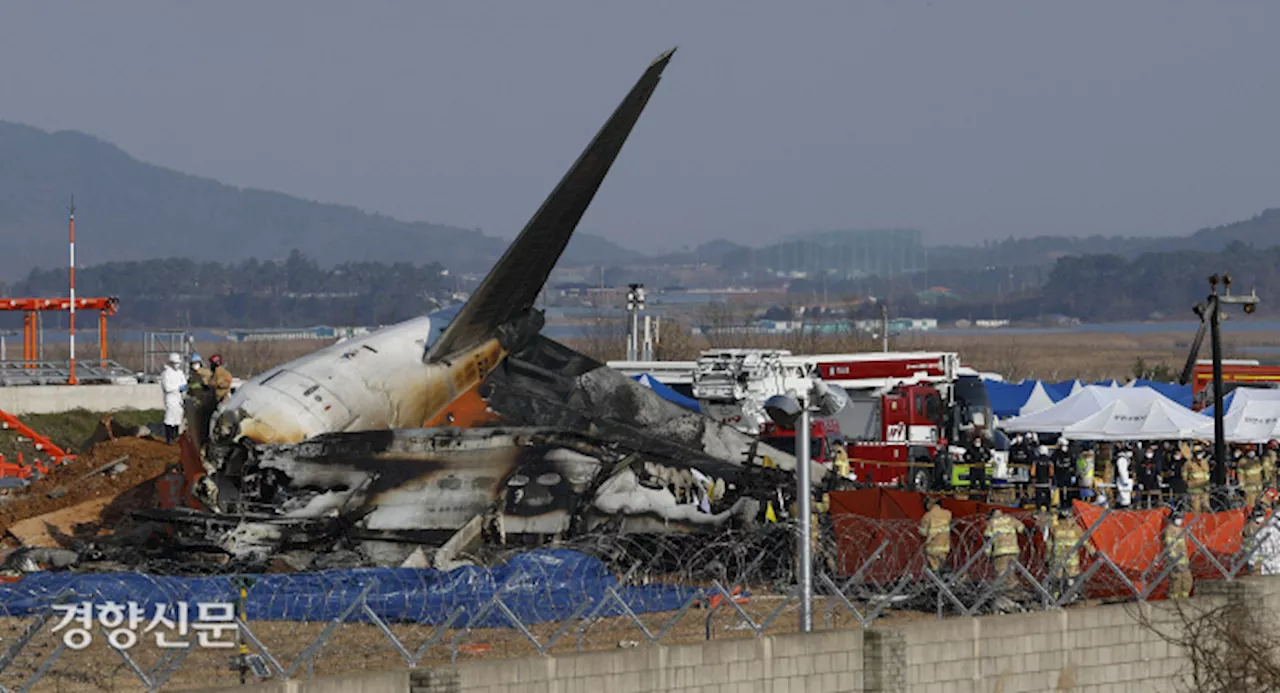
1210,388,1280,442
1001,385,1208,440
1000,385,1126,433
1064,396,1212,441
1018,381,1057,416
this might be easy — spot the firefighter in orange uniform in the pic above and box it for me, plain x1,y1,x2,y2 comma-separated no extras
918,497,952,573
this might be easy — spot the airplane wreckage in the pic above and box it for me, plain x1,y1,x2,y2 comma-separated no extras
133,49,841,570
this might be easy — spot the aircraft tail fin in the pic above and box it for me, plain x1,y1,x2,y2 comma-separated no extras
426,49,675,362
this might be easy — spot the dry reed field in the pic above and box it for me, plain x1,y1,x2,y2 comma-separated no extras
37,324,1280,383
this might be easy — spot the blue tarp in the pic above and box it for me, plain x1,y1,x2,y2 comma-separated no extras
1131,379,1194,409
989,378,1195,419
1045,380,1079,401
0,550,699,627
633,373,700,412
984,380,1038,419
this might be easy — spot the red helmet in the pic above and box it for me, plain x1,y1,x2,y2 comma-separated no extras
209,354,224,367
1270,440,1279,450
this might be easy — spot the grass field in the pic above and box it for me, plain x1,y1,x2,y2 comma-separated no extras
38,321,1276,383
571,326,1279,382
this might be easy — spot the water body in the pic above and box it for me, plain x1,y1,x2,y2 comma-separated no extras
932,319,1280,337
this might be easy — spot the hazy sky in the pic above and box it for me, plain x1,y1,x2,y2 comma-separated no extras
3,2,1279,252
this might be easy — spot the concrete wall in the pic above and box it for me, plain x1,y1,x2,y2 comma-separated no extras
877,602,1185,693
0,383,158,414
188,577,1280,693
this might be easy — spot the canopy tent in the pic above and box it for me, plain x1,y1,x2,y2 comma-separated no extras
1093,379,1121,388
1045,380,1083,401
1000,385,1127,434
1001,385,1208,440
1019,381,1057,416
1064,395,1212,441
1129,379,1194,409
1206,388,1280,442
632,373,701,412
986,379,1063,420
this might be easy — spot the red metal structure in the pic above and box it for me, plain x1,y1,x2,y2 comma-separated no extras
0,297,120,370
0,408,72,466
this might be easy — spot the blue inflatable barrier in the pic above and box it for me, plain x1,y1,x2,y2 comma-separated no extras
0,550,699,627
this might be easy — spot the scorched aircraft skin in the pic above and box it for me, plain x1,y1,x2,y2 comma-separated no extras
179,50,819,563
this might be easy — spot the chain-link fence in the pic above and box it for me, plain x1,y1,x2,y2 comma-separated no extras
0,506,1274,692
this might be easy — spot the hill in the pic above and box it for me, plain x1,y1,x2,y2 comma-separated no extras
0,121,640,280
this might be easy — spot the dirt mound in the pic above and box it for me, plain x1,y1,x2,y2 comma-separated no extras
0,437,177,537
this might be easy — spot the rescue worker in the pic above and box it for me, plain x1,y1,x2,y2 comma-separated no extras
918,496,952,573
932,438,951,490
208,354,234,403
159,352,187,445
1032,445,1053,510
1114,450,1134,508
1184,446,1211,514
1052,438,1076,504
831,441,852,480
968,437,990,493
1245,508,1280,576
1263,441,1279,508
1164,444,1187,509
984,508,1026,588
1162,510,1193,599
1239,447,1264,511
188,353,212,392
1048,506,1096,600
1137,446,1160,509
1076,449,1096,502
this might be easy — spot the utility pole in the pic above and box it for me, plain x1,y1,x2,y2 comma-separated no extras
625,284,645,361
68,197,78,384
796,402,812,632
1180,273,1260,488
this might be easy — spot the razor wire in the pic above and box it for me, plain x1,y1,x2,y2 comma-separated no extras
0,509,1278,691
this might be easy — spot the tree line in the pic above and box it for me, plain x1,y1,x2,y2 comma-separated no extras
782,241,1280,324
1,250,450,328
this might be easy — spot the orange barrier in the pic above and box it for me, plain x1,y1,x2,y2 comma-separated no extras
829,489,1252,599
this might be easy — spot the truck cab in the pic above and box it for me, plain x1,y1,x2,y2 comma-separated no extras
759,418,844,464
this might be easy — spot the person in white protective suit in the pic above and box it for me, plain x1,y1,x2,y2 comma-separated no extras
1115,450,1134,508
1247,510,1280,576
160,352,188,445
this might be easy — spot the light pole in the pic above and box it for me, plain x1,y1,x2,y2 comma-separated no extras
1179,273,1260,487
764,379,847,633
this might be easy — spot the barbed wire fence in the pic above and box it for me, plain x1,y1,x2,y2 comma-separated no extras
0,505,1274,692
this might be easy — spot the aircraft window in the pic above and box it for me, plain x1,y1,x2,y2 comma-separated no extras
362,345,378,353
536,472,563,486
303,385,319,396
507,475,529,487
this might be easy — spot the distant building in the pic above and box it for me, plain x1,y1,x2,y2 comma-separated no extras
225,326,371,343
854,317,938,333
749,229,928,279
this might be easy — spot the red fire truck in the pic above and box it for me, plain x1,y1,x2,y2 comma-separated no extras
680,350,993,490
1191,361,1280,410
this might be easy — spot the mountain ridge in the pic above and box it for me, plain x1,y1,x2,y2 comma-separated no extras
0,121,642,280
